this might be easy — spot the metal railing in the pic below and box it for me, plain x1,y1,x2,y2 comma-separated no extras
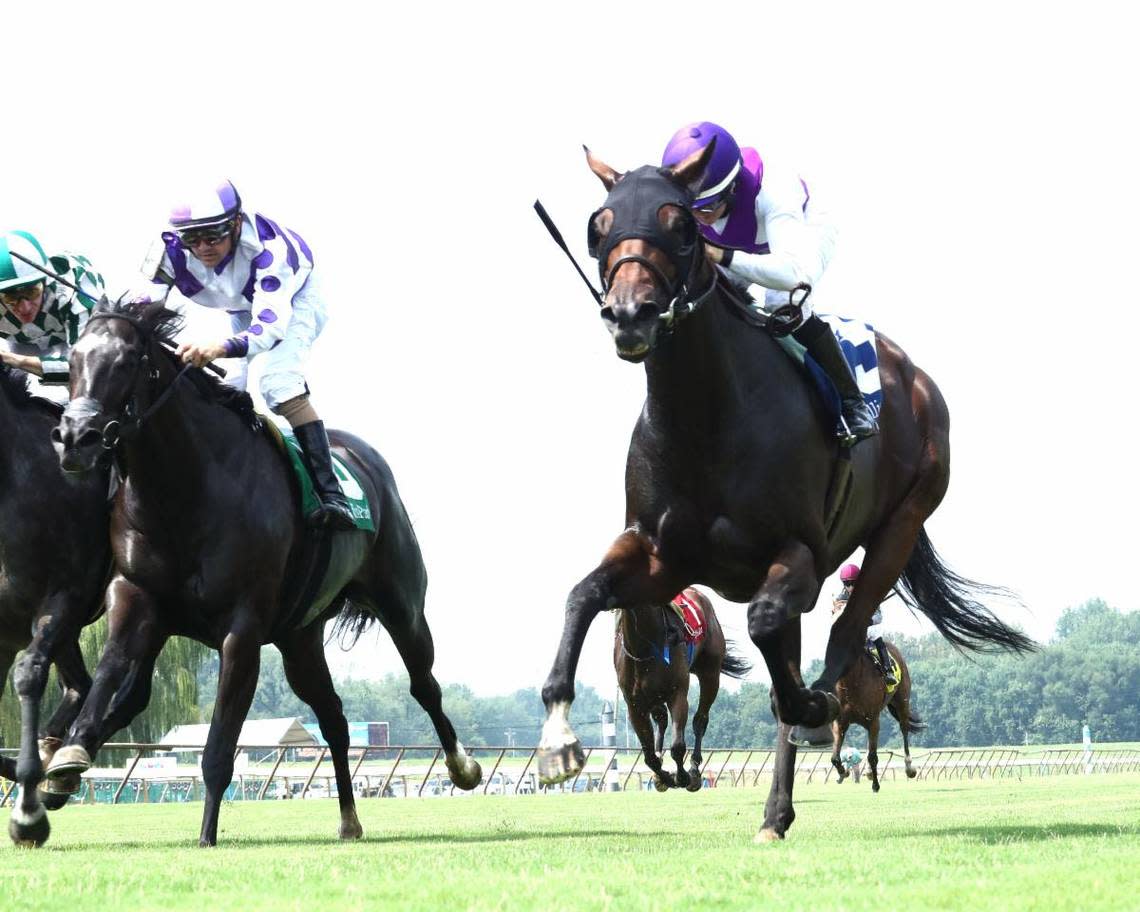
2,742,1138,807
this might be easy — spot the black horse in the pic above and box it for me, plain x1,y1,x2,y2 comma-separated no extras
0,364,109,847
44,299,481,846
535,144,1033,840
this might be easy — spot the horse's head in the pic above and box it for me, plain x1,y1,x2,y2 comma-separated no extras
585,141,716,361
52,297,178,474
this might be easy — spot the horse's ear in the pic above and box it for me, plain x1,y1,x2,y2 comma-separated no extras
584,145,620,191
662,136,717,194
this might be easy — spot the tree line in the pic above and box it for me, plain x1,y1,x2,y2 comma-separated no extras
4,598,1136,752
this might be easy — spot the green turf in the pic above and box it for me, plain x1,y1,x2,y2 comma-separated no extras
2,773,1138,911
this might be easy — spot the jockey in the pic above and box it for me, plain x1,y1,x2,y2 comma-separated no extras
0,230,105,397
661,122,877,442
141,180,355,531
834,562,896,685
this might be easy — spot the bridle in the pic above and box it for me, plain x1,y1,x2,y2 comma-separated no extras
60,311,193,452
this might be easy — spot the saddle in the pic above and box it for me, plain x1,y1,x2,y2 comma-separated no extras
261,419,372,637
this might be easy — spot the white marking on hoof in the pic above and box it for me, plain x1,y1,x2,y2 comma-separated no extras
754,827,784,844
538,702,575,752
11,790,46,828
445,742,483,791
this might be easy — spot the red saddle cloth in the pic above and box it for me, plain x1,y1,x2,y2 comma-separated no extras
670,591,706,644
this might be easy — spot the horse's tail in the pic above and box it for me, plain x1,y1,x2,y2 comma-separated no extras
895,528,1036,653
720,641,753,680
887,701,926,734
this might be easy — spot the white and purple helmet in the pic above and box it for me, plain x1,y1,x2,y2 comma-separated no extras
168,179,242,232
661,122,743,209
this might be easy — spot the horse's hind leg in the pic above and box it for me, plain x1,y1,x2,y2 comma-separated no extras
278,626,361,839
892,675,918,779
369,585,481,790
651,703,668,759
36,637,92,810
688,669,720,791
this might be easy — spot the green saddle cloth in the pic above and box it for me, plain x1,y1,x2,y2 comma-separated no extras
279,429,376,532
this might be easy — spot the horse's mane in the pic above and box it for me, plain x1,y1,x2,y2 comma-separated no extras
101,297,260,430
0,361,64,418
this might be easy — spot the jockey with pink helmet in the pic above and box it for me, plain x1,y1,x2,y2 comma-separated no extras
831,562,895,684
140,179,354,530
661,122,876,442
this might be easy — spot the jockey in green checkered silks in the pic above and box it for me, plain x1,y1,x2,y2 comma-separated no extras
0,230,105,391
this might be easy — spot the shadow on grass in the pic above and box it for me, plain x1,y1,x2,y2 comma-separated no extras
924,823,1138,844
46,828,667,852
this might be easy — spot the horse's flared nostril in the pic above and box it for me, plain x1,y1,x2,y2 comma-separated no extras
77,429,102,449
50,427,64,446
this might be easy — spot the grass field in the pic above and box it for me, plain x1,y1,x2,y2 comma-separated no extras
2,773,1138,912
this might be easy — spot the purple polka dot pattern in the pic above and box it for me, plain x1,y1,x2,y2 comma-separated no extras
253,249,274,269
249,325,264,336
260,276,281,293
257,308,278,323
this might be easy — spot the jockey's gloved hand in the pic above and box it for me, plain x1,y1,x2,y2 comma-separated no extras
704,243,732,267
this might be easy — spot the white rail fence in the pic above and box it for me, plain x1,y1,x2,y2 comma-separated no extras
2,743,1137,806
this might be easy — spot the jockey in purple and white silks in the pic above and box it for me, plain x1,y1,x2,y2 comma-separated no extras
0,230,105,401
661,122,877,441
141,179,355,531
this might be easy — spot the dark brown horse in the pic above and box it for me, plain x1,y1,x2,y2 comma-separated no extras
829,640,922,791
535,145,1032,841
614,587,750,791
44,299,481,846
0,364,109,847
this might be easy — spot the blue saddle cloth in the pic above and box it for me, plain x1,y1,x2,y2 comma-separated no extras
777,314,883,432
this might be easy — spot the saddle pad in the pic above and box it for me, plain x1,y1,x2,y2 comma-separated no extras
263,420,375,532
776,313,883,428
670,590,706,644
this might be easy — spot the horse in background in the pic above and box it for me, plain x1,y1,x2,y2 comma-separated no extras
615,588,750,791
829,639,922,791
0,363,109,847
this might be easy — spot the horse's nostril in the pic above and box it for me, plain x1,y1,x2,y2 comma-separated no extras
634,301,661,322
600,306,617,324
77,429,102,449
50,427,64,445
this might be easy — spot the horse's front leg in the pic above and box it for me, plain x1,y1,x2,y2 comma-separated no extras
668,687,691,788
538,530,679,785
7,594,83,847
626,697,671,791
747,541,832,727
831,720,849,783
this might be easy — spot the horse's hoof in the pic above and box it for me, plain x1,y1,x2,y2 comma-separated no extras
338,813,363,840
39,769,82,799
45,745,91,780
38,787,73,811
653,776,671,792
8,806,50,848
754,827,784,844
872,782,880,793
905,766,917,780
685,771,703,792
675,769,691,789
445,754,483,791
537,741,584,786
38,736,62,768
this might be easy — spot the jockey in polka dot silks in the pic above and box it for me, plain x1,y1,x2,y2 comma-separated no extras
661,122,877,441
140,179,355,531
0,230,105,398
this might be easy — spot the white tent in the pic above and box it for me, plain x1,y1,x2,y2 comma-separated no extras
160,717,318,748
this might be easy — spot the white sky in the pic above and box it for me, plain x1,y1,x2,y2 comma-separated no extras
4,3,1137,698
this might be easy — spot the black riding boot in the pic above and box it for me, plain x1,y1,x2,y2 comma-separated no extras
293,420,357,531
876,638,897,685
793,315,878,442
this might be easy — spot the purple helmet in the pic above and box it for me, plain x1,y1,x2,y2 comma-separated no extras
839,563,861,584
661,122,742,208
168,179,242,231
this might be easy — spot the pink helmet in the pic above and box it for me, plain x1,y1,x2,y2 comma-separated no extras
839,563,860,584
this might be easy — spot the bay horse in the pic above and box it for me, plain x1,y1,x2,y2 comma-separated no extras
44,299,481,846
0,363,109,847
535,143,1033,841
829,639,922,791
614,587,750,791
